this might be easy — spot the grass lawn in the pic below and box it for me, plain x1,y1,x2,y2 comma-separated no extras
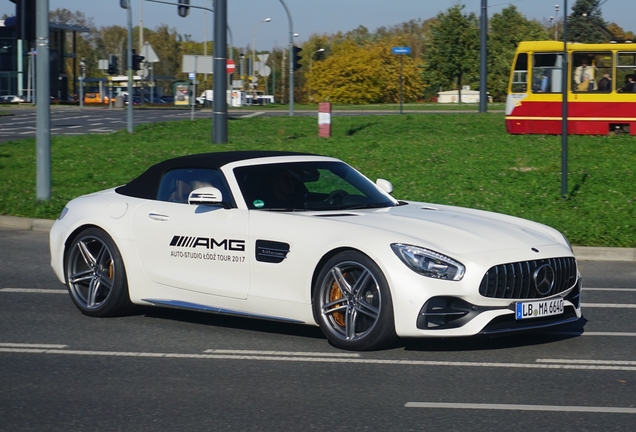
0,112,634,247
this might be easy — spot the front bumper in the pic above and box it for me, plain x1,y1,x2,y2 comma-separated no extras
416,278,582,334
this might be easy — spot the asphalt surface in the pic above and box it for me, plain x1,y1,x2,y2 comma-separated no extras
1,227,636,431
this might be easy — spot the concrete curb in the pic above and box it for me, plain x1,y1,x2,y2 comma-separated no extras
0,215,634,262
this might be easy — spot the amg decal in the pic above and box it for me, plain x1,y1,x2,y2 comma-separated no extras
169,235,246,251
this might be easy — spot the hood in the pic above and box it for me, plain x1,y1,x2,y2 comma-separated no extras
310,202,566,256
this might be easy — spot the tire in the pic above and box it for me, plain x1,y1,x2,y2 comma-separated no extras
64,227,133,317
313,251,397,351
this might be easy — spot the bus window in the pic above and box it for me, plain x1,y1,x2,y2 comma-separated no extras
511,53,528,93
532,53,563,93
572,52,611,92
617,52,636,93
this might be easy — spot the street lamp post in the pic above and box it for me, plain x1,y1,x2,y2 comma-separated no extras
251,17,271,102
555,4,560,40
278,0,295,116
309,48,324,101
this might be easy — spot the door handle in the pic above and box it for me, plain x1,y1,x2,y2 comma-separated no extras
148,212,169,221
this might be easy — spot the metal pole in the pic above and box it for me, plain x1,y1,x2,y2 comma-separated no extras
400,55,403,114
479,0,488,113
561,0,568,197
212,0,228,143
126,1,134,133
279,0,294,116
191,55,197,121
35,0,50,201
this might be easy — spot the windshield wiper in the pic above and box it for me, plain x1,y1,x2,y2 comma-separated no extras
344,203,394,210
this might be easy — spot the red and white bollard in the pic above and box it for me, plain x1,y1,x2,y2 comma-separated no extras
318,102,331,138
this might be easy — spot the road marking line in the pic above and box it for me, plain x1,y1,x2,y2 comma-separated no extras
547,331,636,337
67,126,82,129
204,349,360,358
1,348,636,370
584,288,636,292
0,343,67,349
537,359,636,365
581,303,636,308
0,288,66,294
242,111,265,118
404,402,636,414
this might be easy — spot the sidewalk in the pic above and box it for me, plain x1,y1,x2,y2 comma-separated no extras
1,215,634,262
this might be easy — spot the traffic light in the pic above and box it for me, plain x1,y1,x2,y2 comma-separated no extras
178,0,190,18
108,54,117,75
13,0,36,41
292,45,303,72
132,53,144,71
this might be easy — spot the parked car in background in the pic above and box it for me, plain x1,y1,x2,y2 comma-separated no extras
0,95,26,103
160,95,175,104
83,92,109,104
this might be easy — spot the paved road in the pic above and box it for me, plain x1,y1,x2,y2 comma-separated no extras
0,106,486,143
1,227,636,431
0,106,217,142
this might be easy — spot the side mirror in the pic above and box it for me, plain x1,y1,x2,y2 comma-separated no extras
188,187,226,206
376,178,394,195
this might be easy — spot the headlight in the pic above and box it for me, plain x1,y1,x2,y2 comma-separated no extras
562,234,573,253
391,243,465,281
58,207,69,220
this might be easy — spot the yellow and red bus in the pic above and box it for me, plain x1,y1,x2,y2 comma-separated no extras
506,41,636,135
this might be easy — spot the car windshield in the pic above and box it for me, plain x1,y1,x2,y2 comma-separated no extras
234,161,397,211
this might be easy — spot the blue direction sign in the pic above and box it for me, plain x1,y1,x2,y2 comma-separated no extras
392,46,411,55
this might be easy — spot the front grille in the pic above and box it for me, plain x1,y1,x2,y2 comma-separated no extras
479,257,577,299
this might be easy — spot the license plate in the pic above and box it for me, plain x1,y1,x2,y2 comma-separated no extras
515,298,564,320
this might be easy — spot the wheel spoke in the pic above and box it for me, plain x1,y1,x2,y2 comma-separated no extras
350,269,372,296
330,267,352,296
86,277,101,308
345,307,357,339
322,300,348,315
354,300,379,320
77,240,97,268
69,268,95,285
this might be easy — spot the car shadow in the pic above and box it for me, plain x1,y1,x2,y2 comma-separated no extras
139,306,326,340
399,317,589,352
134,306,588,353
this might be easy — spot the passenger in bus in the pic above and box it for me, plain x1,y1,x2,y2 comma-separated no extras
574,60,596,91
618,75,636,93
539,73,550,92
598,74,612,92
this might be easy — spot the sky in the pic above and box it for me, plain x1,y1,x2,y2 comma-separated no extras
1,0,635,51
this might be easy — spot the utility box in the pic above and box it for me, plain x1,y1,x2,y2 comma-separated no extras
115,95,125,108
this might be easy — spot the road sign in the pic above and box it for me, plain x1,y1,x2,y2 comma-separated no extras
392,46,411,55
188,72,195,80
227,59,236,74
141,42,160,63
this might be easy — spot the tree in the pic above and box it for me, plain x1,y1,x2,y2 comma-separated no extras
421,5,479,102
306,39,424,104
488,6,549,101
568,0,608,43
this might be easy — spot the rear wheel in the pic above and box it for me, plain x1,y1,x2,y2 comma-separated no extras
313,251,397,351
64,228,132,317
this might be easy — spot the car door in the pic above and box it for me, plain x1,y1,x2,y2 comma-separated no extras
131,168,249,299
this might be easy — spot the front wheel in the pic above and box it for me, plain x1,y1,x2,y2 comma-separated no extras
313,251,397,351
64,227,133,317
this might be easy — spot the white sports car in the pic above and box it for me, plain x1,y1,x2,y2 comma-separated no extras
50,151,582,350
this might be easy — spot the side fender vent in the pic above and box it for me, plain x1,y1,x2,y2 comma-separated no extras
256,240,290,263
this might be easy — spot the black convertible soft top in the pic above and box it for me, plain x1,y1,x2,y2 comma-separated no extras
115,150,313,200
